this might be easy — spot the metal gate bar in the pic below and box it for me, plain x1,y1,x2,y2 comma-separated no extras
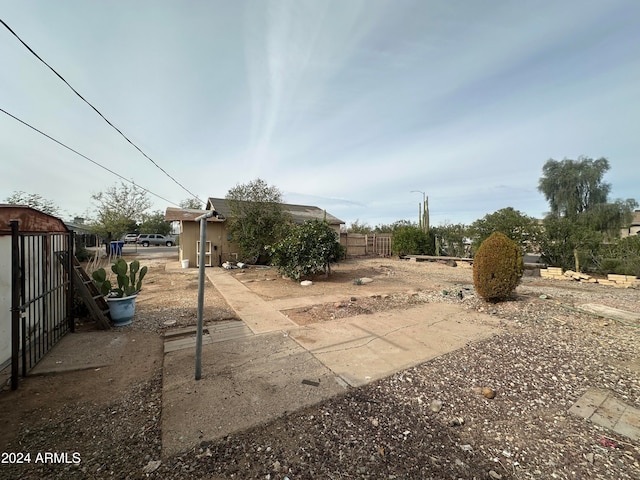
10,222,74,390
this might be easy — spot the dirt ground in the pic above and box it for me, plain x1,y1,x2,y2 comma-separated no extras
1,255,639,479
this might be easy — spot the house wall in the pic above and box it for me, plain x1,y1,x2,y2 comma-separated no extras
179,221,240,267
178,219,342,267
0,236,11,369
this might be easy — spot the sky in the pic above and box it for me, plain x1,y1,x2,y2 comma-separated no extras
1,0,639,228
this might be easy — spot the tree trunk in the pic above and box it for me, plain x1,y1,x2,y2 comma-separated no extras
573,247,580,273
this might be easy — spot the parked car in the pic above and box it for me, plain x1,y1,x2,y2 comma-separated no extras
122,233,138,244
136,234,176,247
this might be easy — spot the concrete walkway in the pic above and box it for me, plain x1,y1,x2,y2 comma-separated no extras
205,268,499,386
289,303,496,387
161,268,500,456
205,268,297,333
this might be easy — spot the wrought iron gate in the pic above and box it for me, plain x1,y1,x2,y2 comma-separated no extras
10,221,74,390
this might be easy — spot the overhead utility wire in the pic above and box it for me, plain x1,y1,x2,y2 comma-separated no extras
0,18,204,205
0,107,179,207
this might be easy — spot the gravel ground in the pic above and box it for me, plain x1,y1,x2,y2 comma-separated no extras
2,258,639,479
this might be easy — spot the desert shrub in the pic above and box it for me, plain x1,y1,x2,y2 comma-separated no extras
594,236,640,276
268,220,345,280
473,232,524,302
391,226,434,257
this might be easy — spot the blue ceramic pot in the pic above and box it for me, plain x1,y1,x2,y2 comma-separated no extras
107,295,137,326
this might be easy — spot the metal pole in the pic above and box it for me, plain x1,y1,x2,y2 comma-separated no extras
194,210,215,380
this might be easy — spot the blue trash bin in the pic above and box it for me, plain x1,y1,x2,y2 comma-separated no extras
110,241,124,256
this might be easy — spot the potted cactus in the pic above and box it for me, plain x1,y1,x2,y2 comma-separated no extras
92,258,148,326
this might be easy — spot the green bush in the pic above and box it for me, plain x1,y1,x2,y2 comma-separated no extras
473,232,524,302
268,220,345,281
391,226,434,257
595,236,640,276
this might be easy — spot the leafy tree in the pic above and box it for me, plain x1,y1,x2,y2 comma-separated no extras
4,190,60,216
594,235,640,276
225,178,291,263
269,220,345,280
391,226,434,257
90,182,151,242
468,207,541,254
538,157,611,219
431,222,469,257
537,157,637,271
139,211,171,235
537,216,602,271
347,219,373,234
373,219,415,233
179,198,203,209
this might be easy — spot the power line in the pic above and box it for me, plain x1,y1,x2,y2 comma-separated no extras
0,17,204,205
0,107,180,207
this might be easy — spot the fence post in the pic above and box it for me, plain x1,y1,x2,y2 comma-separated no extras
10,220,20,390
67,231,75,333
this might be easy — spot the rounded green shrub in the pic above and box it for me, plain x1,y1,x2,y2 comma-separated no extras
473,231,524,302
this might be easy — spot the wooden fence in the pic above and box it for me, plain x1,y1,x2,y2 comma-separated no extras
339,233,392,257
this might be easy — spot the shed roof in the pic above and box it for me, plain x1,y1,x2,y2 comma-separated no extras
0,205,69,235
205,198,344,225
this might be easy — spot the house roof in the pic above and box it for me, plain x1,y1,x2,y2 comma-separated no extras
0,205,69,234
165,207,226,223
205,197,344,225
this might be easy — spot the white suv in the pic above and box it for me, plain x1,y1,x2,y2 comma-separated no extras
136,234,176,247
122,233,138,244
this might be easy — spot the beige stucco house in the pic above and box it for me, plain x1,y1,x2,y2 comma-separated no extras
165,198,344,268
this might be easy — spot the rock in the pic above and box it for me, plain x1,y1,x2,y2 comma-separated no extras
489,470,502,479
429,399,443,413
334,302,343,308
482,387,496,399
360,277,373,284
300,280,313,286
142,460,161,473
445,259,457,267
272,460,281,472
351,296,357,302
448,417,464,426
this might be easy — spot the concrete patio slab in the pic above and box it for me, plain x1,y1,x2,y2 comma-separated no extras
162,331,346,457
160,267,500,455
30,330,138,374
289,303,497,386
163,320,254,353
578,304,640,324
569,387,640,441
